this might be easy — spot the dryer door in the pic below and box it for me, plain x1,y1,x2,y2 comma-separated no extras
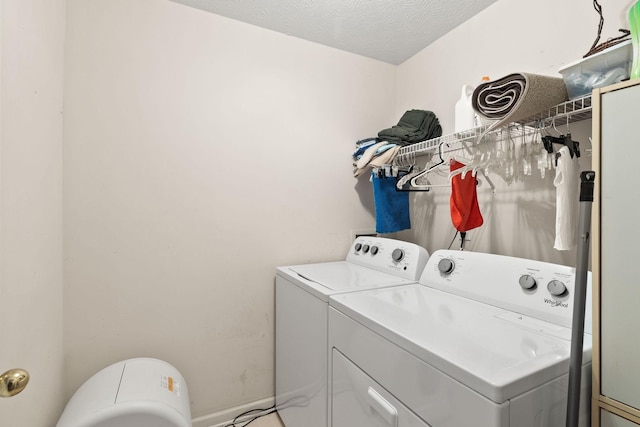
331,349,429,427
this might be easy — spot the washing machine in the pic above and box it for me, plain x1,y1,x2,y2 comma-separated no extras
329,249,593,427
275,236,429,427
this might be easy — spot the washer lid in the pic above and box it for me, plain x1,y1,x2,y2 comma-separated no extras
330,284,592,404
278,262,413,301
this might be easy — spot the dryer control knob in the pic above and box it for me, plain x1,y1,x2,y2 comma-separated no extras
362,244,370,254
547,280,568,297
391,249,404,262
519,275,537,290
354,243,362,252
437,258,455,275
370,246,379,255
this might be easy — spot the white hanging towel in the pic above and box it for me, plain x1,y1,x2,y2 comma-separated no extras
553,146,580,250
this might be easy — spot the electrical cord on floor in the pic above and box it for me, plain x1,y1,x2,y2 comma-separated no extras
222,395,309,427
223,405,277,427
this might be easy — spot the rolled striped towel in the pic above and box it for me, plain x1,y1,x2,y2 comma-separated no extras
472,73,568,131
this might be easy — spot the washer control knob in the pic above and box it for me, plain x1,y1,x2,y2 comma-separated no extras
437,258,455,275
547,280,568,297
519,275,537,290
354,243,362,252
391,249,404,262
362,244,370,254
370,246,379,255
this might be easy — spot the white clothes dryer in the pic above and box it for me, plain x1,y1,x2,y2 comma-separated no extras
275,236,429,427
329,249,592,427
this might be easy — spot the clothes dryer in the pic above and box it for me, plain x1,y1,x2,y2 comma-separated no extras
329,250,592,427
275,236,429,427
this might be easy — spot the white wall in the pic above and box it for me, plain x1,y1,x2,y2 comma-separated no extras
0,0,65,425
63,0,395,422
396,0,634,265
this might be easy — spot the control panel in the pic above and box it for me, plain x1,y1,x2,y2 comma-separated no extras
420,250,592,329
346,236,430,281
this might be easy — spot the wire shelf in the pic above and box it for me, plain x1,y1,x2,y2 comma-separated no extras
393,94,592,165
520,95,592,127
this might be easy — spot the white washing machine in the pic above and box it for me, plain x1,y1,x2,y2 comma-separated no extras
329,249,592,427
275,236,429,427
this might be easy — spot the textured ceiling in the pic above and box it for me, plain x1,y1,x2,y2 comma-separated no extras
169,0,499,65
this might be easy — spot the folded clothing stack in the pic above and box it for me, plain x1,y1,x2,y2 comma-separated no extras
377,110,442,145
352,140,399,177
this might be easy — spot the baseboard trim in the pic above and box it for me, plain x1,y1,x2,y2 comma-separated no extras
192,396,275,427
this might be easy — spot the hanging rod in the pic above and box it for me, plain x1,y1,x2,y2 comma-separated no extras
393,94,592,163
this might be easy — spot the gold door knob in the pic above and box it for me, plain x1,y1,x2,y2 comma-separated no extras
0,369,30,397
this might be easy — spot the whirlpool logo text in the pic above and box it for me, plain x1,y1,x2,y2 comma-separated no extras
544,298,569,308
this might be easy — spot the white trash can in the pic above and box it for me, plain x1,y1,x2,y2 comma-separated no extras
57,358,191,427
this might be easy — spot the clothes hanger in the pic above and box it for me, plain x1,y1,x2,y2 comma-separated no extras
393,149,415,169
410,176,452,190
396,162,450,191
409,141,447,188
448,155,497,193
394,151,429,190
395,167,423,190
395,141,447,191
448,155,477,180
541,117,581,166
542,117,580,154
